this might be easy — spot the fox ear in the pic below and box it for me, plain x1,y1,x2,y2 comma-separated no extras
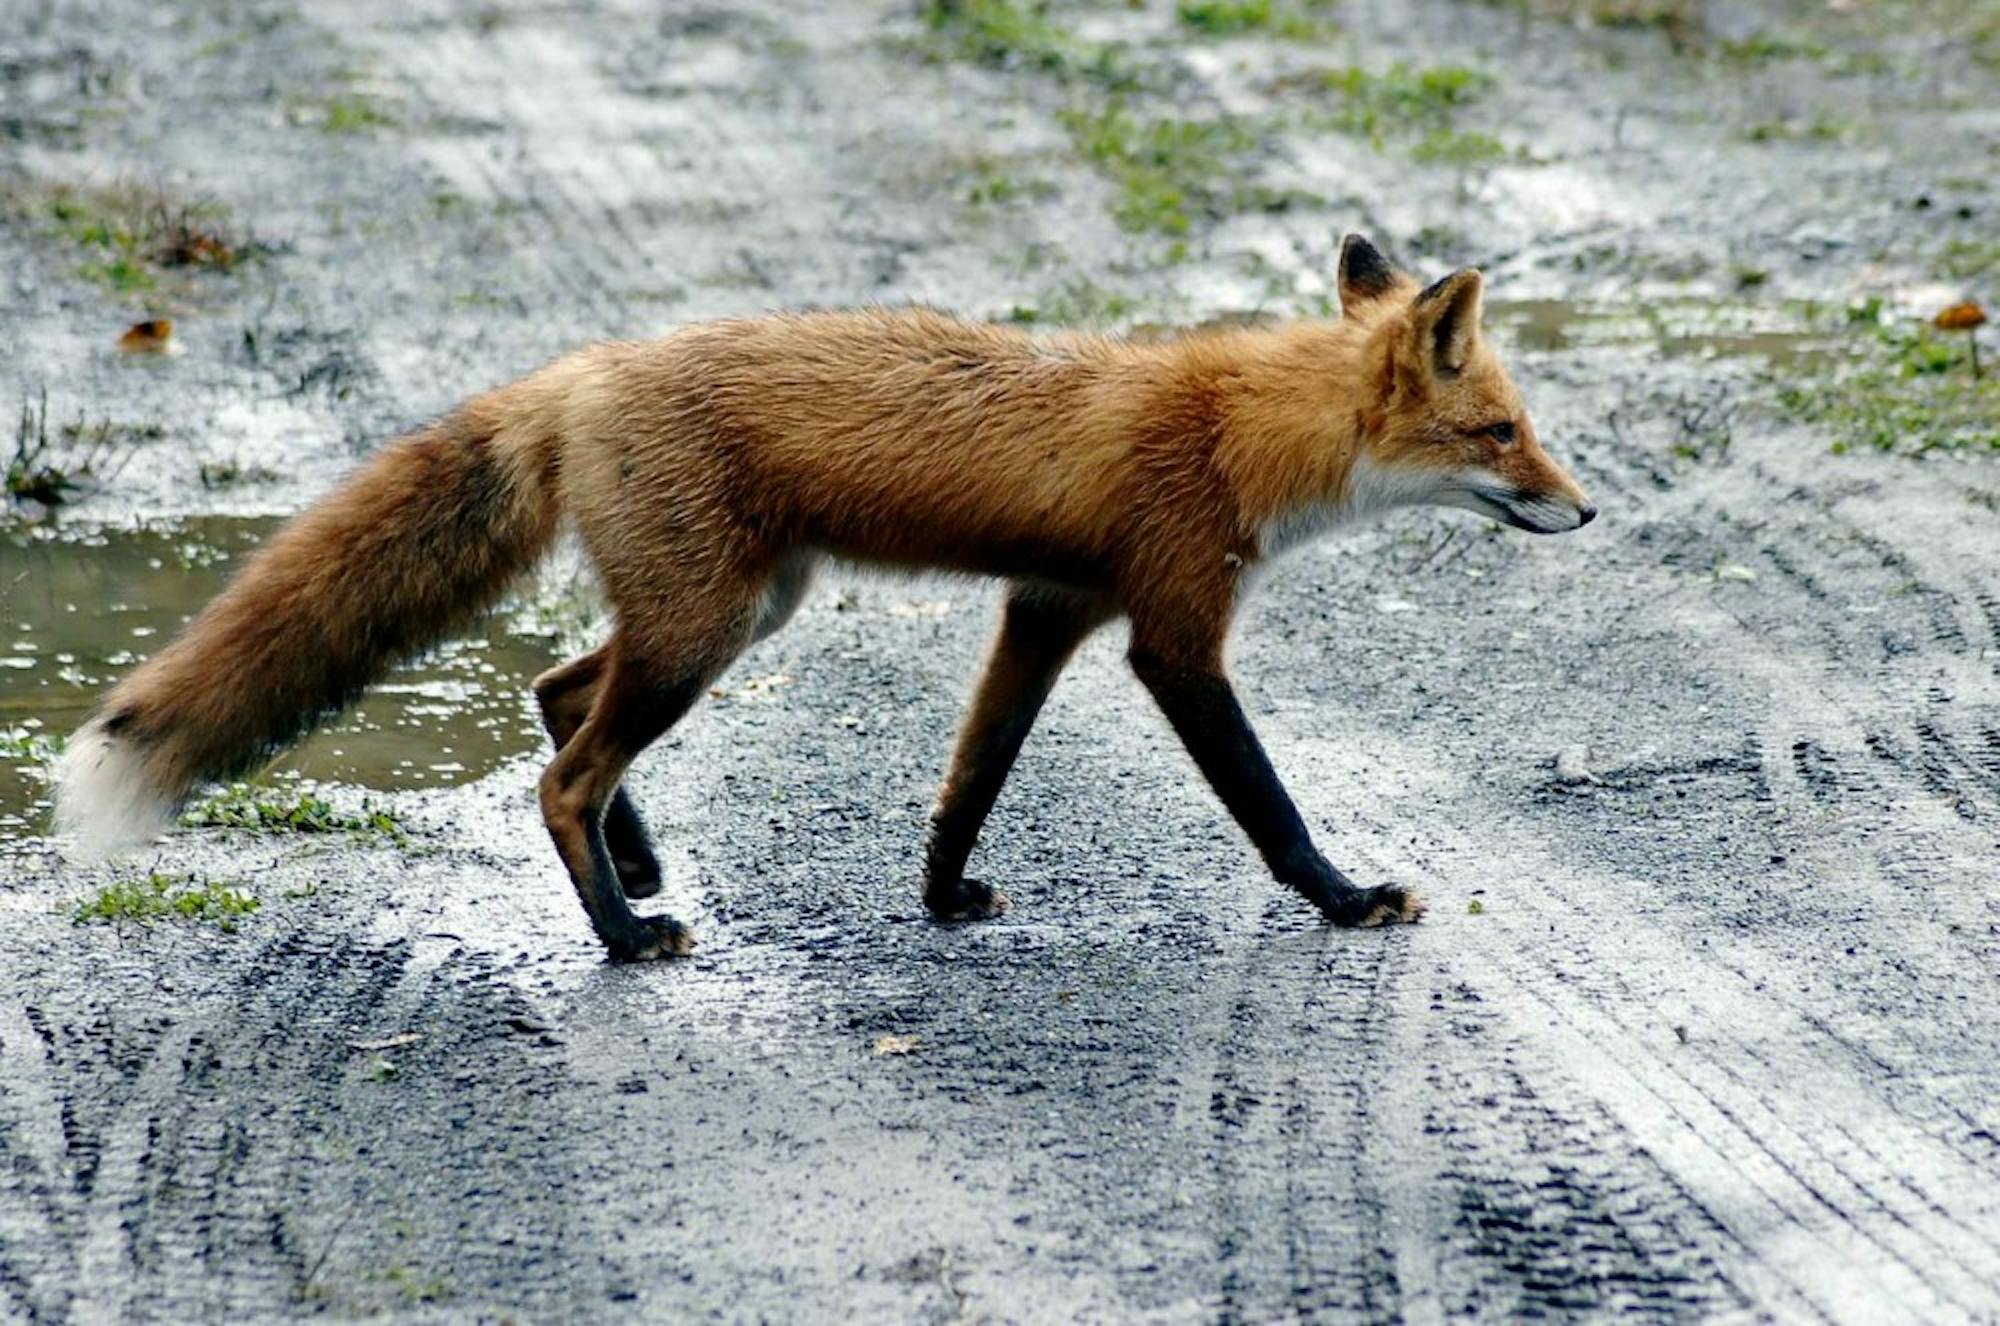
1411,268,1483,375
1337,233,1399,309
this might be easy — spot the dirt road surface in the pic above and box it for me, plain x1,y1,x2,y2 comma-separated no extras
3,0,1997,1320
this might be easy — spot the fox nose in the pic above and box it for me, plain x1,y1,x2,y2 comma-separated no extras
1576,504,1598,527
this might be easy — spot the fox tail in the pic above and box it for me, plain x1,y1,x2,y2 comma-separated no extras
55,393,562,856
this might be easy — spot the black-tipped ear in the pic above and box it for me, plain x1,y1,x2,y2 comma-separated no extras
1337,233,1398,309
1412,268,1483,374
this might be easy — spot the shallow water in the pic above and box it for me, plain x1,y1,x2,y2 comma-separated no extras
0,517,563,834
1487,298,1840,366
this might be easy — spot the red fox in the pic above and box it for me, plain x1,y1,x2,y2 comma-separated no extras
56,235,1593,960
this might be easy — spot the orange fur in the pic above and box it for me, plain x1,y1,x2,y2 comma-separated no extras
57,236,1591,957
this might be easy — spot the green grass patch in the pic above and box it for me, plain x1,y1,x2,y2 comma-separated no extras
314,93,397,133
76,256,156,293
1717,32,1828,63
76,872,260,931
13,181,250,298
1176,0,1333,40
1059,104,1281,235
1778,306,1999,457
185,784,406,842
1307,63,1499,166
1006,276,1137,327
919,0,1130,84
964,160,1058,207
1410,127,1509,166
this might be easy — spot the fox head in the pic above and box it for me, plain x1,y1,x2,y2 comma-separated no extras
1336,233,1595,535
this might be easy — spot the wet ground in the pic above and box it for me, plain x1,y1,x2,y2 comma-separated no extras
3,0,1999,1319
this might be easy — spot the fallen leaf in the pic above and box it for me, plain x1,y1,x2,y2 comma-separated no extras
347,1032,423,1052
117,319,173,354
873,1033,920,1056
1934,301,1988,332
164,231,234,268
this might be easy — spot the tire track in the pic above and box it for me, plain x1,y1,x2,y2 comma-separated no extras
1329,793,2000,1320
1198,921,1406,1323
0,904,599,1321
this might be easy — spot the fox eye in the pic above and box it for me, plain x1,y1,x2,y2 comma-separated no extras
1482,421,1516,445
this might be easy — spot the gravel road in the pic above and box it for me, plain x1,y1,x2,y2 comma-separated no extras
2,0,1997,1320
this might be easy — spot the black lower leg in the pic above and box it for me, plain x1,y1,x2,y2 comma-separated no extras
1131,650,1422,926
544,670,709,960
924,588,1106,919
924,694,1047,889
536,655,662,900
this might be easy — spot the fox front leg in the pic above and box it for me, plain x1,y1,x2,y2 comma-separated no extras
924,585,1113,920
1127,641,1425,928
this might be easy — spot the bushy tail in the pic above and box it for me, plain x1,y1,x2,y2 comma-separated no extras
55,396,562,856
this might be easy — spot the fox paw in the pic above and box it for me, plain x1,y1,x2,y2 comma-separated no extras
1315,883,1425,928
605,915,696,962
1355,885,1426,927
924,877,1010,923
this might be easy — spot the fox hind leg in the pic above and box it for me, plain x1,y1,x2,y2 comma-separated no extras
539,558,768,959
533,646,663,900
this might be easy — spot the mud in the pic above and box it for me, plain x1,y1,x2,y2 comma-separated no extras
2,0,1998,1320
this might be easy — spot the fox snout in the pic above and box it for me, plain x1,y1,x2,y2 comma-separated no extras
1443,461,1595,534
1473,483,1597,534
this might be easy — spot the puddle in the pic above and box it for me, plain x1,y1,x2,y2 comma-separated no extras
0,518,567,837
1488,299,1841,367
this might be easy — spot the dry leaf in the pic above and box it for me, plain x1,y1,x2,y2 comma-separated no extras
164,231,234,268
118,319,174,354
873,1034,920,1056
347,1032,424,1052
1934,302,1988,332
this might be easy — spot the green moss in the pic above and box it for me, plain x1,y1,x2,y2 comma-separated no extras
186,784,406,842
76,872,260,930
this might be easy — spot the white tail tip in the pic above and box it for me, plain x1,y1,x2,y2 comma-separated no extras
53,725,172,860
